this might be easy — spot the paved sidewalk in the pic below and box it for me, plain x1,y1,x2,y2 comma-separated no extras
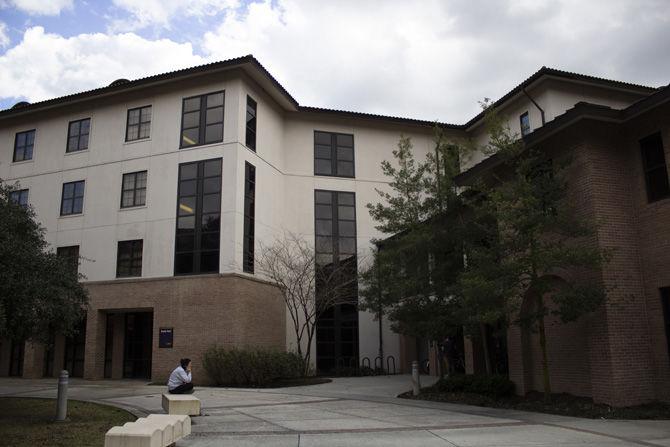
1,375,669,446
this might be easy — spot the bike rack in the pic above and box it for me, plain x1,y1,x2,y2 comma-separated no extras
374,356,383,372
386,356,396,375
361,357,371,369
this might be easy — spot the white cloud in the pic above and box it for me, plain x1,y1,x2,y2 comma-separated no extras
0,22,9,48
109,0,239,31
199,0,670,122
0,1,669,121
2,0,73,15
0,27,205,103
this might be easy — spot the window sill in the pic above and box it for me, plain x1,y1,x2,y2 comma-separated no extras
65,149,90,156
59,213,84,219
314,173,356,179
124,138,151,146
179,140,224,151
11,159,34,165
119,205,147,211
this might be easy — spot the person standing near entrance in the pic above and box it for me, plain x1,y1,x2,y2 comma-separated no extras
168,358,194,394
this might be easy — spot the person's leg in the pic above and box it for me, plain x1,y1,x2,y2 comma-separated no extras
169,382,194,394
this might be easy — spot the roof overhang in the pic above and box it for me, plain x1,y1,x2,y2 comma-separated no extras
455,84,670,186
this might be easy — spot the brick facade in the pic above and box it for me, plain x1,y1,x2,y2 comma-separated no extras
0,273,286,385
500,103,670,406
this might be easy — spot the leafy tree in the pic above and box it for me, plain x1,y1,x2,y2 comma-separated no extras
0,179,89,343
461,109,608,400
360,130,465,376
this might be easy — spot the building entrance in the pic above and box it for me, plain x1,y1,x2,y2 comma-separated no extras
123,312,153,379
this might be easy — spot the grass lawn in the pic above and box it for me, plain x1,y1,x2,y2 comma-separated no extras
0,397,136,447
401,388,670,420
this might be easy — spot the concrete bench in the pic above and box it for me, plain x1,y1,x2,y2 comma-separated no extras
105,414,191,447
147,414,191,438
161,393,201,416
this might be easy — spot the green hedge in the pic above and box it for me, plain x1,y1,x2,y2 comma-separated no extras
434,374,515,398
202,346,303,387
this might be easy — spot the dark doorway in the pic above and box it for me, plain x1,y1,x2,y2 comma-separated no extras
316,303,359,374
64,320,86,378
9,340,24,377
123,312,153,379
104,313,114,379
42,332,56,377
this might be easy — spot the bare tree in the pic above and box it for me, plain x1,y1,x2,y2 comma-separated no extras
257,231,358,375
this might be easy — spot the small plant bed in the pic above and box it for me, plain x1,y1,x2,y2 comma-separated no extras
0,397,136,447
400,375,670,420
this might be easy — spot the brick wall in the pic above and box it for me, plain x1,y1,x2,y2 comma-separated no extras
83,273,286,384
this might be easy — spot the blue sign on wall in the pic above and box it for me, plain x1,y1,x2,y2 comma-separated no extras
159,328,173,348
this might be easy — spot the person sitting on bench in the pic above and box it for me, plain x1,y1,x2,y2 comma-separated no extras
168,358,194,394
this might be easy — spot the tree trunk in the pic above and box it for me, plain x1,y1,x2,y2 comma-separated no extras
479,323,492,375
437,344,445,380
378,306,384,373
537,307,552,402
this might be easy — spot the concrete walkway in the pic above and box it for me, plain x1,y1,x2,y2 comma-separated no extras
1,375,669,446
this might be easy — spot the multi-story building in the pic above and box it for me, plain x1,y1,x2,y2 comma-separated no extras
0,55,667,406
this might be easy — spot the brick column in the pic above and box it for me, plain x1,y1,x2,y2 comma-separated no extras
83,310,106,380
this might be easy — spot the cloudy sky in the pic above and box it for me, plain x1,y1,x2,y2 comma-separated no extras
0,0,668,123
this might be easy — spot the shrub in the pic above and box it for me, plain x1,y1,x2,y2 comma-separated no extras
202,346,303,387
434,374,515,398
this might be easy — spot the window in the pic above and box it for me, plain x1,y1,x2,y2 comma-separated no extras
314,131,355,177
61,180,85,216
314,190,358,373
67,118,90,152
116,240,143,278
640,132,670,202
13,130,35,162
57,245,80,273
661,288,670,360
180,91,224,148
174,158,222,275
520,112,530,136
120,171,147,208
315,190,357,267
126,106,151,141
246,96,257,151
9,189,29,208
243,162,256,273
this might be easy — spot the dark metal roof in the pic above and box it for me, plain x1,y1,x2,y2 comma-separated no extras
0,55,300,120
0,56,658,130
462,66,657,129
297,106,460,128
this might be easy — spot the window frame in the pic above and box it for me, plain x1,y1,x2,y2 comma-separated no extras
66,118,91,153
179,91,225,149
173,157,222,275
13,129,36,162
243,161,256,273
640,132,670,203
520,112,531,137
245,95,257,152
314,131,355,178
9,188,29,208
125,105,152,142
314,189,358,266
116,239,143,278
60,180,85,216
120,170,148,209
